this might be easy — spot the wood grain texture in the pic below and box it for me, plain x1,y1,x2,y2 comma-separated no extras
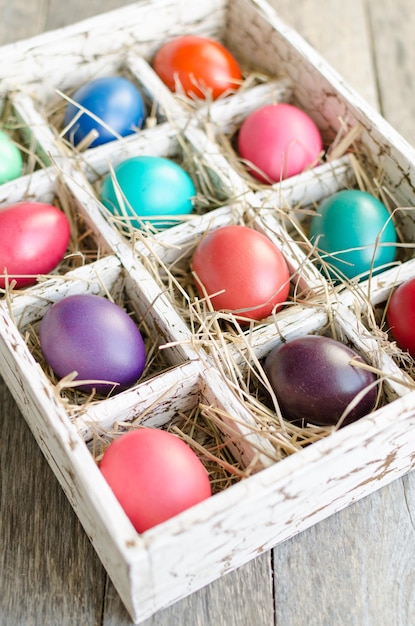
0,1,48,44
103,554,274,626
0,377,106,626
45,0,139,30
273,476,415,625
267,0,379,110
367,0,415,145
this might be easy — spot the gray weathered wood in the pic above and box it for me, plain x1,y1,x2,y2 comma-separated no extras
0,1,48,43
267,0,379,110
0,377,107,625
103,553,274,626
367,0,415,145
45,0,138,31
273,474,415,625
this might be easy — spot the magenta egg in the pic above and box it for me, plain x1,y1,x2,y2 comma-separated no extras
63,76,146,148
0,201,71,288
39,294,146,394
238,103,323,183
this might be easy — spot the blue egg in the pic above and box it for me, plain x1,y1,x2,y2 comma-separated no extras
63,76,146,148
100,156,196,229
309,189,397,281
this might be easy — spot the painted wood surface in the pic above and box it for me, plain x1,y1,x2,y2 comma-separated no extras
2,1,415,625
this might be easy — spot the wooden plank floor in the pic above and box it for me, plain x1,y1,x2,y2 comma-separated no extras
2,1,415,624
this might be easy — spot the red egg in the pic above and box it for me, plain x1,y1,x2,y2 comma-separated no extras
0,202,71,288
100,428,212,533
153,35,242,100
238,103,323,183
387,277,415,356
192,225,290,321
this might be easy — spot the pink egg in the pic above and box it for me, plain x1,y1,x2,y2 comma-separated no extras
39,294,146,395
237,103,323,183
100,429,212,533
0,202,71,288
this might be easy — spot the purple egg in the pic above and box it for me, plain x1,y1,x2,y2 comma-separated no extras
264,335,377,427
39,294,146,394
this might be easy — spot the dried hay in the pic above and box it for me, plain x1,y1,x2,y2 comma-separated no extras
18,280,171,415
90,404,246,494
3,64,415,498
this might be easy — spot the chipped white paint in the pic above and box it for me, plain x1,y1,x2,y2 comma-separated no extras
2,0,415,623
10,255,124,328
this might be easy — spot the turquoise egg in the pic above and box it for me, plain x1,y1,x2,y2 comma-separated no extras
0,130,23,184
309,189,397,281
100,156,196,229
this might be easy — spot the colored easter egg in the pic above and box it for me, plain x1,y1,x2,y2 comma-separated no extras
237,103,323,183
153,35,242,100
63,76,146,148
39,294,146,394
0,202,71,288
0,130,23,184
264,335,377,427
100,428,212,533
387,277,415,357
309,189,397,281
100,155,196,229
192,224,290,321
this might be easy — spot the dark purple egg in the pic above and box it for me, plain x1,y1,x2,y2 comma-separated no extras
39,293,146,394
264,335,377,427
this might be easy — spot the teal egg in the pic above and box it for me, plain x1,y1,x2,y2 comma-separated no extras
0,130,23,184
100,156,196,229
309,189,397,281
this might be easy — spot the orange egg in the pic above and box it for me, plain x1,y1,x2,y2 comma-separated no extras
153,35,242,100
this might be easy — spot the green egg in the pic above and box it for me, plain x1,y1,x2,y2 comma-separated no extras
100,155,196,229
309,189,397,281
0,130,23,184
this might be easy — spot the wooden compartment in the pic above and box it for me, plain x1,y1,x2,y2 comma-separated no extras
2,0,415,623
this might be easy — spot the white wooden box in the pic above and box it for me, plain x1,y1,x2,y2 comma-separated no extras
3,0,415,622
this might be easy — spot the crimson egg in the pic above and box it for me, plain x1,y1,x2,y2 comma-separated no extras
0,201,71,288
387,277,415,357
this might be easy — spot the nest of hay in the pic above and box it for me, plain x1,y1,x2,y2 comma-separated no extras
46,63,160,153
18,278,173,416
0,175,107,295
5,62,415,499
89,403,248,494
